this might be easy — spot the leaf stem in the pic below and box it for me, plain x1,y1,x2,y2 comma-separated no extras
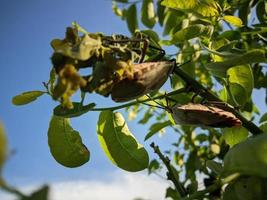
150,142,186,198
173,67,263,135
89,87,186,111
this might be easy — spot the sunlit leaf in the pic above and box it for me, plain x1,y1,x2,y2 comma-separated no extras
172,24,213,43
223,15,243,27
48,116,90,168
223,133,267,178
227,65,254,106
222,127,248,148
126,4,138,34
97,111,149,172
259,121,267,133
161,0,219,17
0,122,7,174
12,91,45,106
53,102,96,118
145,120,172,141
141,0,157,28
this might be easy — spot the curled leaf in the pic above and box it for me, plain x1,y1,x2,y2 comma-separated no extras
48,116,90,168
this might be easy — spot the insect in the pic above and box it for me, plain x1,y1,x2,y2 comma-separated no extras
111,60,175,102
170,103,242,128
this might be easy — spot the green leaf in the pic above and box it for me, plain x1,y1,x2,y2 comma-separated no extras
259,121,267,133
157,0,166,26
260,113,267,123
21,185,49,200
256,1,267,24
223,177,267,200
227,65,254,107
223,133,267,178
97,111,149,172
223,15,243,27
222,127,248,148
0,122,7,174
145,120,172,141
172,24,213,43
161,0,219,17
48,116,90,168
165,187,181,199
148,159,160,174
141,0,156,28
12,91,45,106
53,102,96,118
206,49,266,77
206,160,223,175
126,4,138,34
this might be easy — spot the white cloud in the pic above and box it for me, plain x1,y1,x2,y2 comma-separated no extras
0,172,171,200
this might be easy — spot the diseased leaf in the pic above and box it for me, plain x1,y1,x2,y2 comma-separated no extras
206,49,266,77
223,15,243,27
97,111,149,172
12,91,45,106
0,122,7,174
222,127,248,148
51,33,102,61
126,4,138,34
223,133,267,178
172,24,213,43
141,0,157,28
48,116,90,168
145,120,172,141
53,102,96,118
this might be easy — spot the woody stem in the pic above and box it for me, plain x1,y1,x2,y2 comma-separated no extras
173,67,263,135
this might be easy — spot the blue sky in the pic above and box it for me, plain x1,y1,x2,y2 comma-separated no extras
0,1,266,199
0,1,176,199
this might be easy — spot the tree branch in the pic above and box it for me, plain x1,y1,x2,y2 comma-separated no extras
150,142,187,197
173,67,263,135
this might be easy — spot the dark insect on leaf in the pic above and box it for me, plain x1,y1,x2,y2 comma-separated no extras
171,103,241,128
111,61,175,102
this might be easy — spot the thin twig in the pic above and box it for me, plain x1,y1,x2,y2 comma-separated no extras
150,142,187,197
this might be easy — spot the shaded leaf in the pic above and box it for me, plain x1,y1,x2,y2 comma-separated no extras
141,0,157,28
206,160,223,175
223,133,267,178
21,185,49,200
0,122,7,174
53,102,96,118
145,120,172,141
172,24,213,43
12,91,45,106
260,113,267,123
222,127,248,148
223,15,243,27
48,116,90,168
157,0,166,26
126,4,138,34
165,187,181,199
259,121,267,133
206,49,266,77
223,177,267,200
97,111,149,172
148,159,160,174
